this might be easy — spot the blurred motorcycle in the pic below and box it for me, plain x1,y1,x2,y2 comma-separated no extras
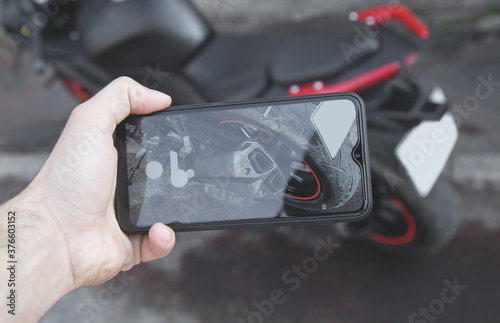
1,0,460,255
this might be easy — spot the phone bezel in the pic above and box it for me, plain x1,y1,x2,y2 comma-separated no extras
115,92,372,233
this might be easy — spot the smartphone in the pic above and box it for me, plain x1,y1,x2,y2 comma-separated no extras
114,93,371,233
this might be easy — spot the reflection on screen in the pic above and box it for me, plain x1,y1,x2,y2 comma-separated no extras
125,100,362,227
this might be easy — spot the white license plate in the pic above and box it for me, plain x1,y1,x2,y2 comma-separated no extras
395,112,458,197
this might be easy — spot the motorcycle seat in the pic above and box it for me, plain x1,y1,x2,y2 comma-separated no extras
184,34,276,102
270,31,380,85
184,20,381,102
77,0,212,71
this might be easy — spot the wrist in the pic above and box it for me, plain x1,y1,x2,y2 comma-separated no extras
0,186,75,322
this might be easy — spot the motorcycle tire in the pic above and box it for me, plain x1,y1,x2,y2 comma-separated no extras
340,164,460,256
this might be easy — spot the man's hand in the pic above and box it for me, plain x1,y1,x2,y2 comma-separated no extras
0,77,175,322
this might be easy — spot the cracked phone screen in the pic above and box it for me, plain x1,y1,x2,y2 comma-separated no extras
124,99,364,227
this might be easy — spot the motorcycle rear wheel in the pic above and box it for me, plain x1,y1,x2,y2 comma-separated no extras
339,165,460,256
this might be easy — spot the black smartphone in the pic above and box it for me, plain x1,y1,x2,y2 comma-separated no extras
114,93,371,233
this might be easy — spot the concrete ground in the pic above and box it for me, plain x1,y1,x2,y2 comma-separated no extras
1,2,500,323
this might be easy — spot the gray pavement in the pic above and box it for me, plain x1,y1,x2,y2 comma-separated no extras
1,1,500,323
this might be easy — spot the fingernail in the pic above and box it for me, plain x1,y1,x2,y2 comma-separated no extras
149,89,171,101
161,225,171,242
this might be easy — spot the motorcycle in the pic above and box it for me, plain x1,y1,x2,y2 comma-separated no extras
1,0,460,255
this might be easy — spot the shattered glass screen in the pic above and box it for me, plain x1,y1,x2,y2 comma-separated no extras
124,99,364,227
